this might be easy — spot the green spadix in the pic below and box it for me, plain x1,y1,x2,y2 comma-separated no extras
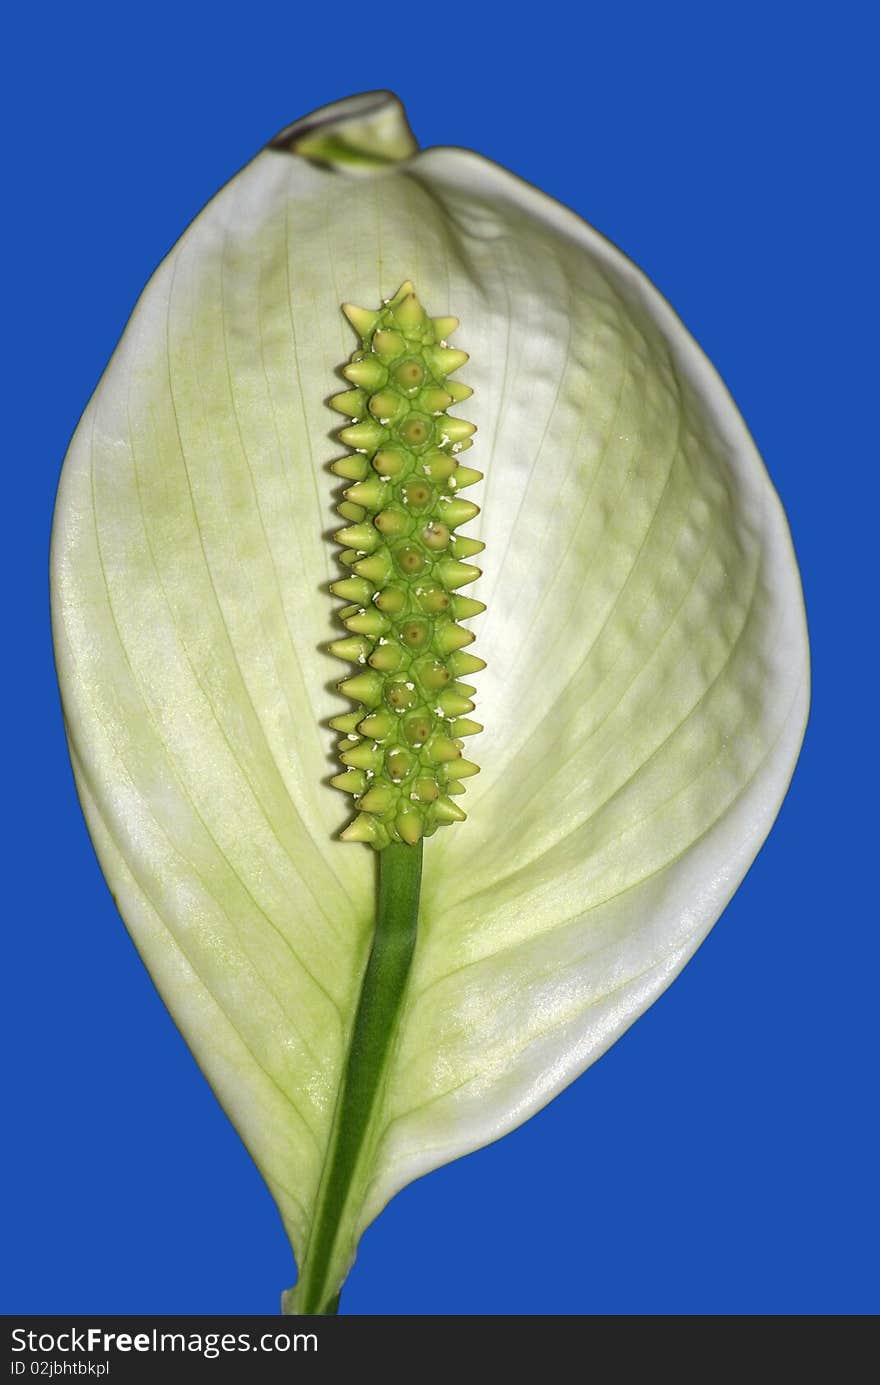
329,281,484,850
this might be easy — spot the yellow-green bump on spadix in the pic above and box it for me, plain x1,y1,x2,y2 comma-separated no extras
329,283,484,848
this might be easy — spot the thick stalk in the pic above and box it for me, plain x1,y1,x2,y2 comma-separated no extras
288,840,423,1314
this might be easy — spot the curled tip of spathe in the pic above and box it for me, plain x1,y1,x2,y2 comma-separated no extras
327,284,485,849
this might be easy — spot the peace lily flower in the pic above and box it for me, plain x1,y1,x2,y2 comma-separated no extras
50,90,809,1314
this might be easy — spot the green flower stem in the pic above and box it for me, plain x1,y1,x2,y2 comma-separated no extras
287,841,423,1314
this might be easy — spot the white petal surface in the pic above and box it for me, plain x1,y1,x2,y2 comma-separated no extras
52,95,808,1294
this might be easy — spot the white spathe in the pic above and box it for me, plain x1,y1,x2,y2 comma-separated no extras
51,93,809,1301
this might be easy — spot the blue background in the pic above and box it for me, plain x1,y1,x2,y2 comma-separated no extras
5,1,876,1316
